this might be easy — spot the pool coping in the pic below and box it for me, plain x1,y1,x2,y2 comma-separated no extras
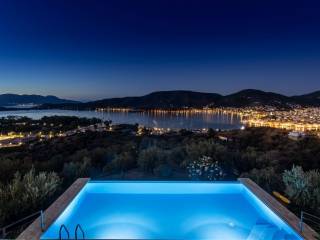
18,178,317,240
17,178,90,240
239,178,317,240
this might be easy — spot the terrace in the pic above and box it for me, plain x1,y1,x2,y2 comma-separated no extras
18,179,317,240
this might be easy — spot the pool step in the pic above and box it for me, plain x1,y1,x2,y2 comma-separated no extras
247,224,278,240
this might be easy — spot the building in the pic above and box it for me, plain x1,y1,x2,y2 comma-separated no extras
288,131,306,141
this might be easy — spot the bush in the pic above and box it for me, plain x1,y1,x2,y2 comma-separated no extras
241,167,281,192
113,151,136,173
154,164,173,178
138,147,166,173
62,156,91,183
283,165,320,210
187,156,225,181
0,168,61,226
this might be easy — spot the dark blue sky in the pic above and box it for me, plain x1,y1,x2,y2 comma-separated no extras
0,0,320,100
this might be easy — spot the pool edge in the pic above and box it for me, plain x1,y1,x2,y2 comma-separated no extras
17,178,317,240
238,178,317,240
17,178,90,240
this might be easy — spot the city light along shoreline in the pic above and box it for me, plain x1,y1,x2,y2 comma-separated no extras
96,107,320,134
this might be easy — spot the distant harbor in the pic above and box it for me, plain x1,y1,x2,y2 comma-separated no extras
1,106,319,134
0,109,243,130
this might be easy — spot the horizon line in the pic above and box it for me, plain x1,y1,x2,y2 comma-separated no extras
1,88,319,102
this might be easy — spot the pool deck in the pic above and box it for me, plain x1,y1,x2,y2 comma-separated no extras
17,178,90,240
239,178,317,240
18,178,317,240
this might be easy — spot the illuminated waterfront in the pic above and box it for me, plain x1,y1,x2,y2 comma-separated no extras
0,109,243,130
96,107,320,134
1,107,320,133
241,107,320,132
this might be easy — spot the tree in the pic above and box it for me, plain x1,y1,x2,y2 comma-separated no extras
283,166,320,210
0,168,60,225
241,167,281,192
154,164,173,178
91,147,108,168
138,147,166,173
113,151,136,173
283,166,310,208
62,156,91,183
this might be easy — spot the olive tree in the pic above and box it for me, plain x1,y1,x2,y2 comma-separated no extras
283,165,320,210
0,168,61,226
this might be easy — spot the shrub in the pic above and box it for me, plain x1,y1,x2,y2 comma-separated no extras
62,156,91,183
154,164,173,178
187,156,225,181
0,168,60,226
283,165,320,210
113,151,136,173
241,167,282,192
138,147,166,173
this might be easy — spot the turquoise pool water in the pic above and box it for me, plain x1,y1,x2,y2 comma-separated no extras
41,182,303,240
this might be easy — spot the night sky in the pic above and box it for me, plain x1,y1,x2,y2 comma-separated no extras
0,0,320,100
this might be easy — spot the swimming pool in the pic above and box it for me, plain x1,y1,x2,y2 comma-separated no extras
41,181,303,240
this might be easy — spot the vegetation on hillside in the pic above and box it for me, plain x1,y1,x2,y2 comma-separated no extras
0,116,101,134
0,117,319,235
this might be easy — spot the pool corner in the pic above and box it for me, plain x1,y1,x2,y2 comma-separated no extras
238,178,317,240
17,178,90,240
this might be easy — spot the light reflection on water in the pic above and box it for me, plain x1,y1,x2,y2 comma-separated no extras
0,109,243,130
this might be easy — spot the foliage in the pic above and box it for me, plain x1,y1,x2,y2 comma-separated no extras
138,146,166,173
113,151,137,173
1,122,320,229
0,168,60,226
283,166,320,210
241,167,282,192
0,116,102,134
187,156,225,181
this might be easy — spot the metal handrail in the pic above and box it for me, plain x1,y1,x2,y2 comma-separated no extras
59,224,70,240
300,211,320,232
0,210,44,238
75,224,85,240
40,210,45,231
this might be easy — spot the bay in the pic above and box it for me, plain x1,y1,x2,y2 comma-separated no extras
0,109,243,130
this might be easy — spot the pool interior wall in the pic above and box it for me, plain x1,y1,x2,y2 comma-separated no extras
41,181,303,240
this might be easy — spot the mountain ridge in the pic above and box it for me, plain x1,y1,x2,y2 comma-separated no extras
33,89,320,110
0,94,79,107
291,91,320,106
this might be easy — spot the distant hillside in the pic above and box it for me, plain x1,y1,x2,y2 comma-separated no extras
0,94,78,107
87,91,222,109
38,91,223,110
292,91,320,106
218,89,295,107
37,89,320,110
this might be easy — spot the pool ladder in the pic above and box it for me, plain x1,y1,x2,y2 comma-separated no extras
59,224,85,240
58,225,69,240
75,224,85,239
